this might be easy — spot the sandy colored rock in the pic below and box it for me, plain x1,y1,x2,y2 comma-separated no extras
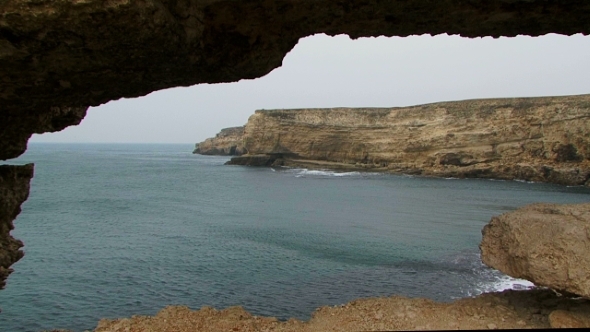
549,309,590,328
0,164,33,289
480,202,590,298
94,289,590,331
225,95,590,186
194,126,245,156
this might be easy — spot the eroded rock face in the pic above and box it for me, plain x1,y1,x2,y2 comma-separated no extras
2,0,590,160
480,202,590,298
193,126,245,156
226,95,590,185
0,164,33,289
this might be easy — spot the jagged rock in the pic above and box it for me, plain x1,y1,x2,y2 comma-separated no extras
225,95,590,185
480,202,590,298
0,164,33,289
193,126,245,156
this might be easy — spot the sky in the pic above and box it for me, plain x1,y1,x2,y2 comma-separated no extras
31,33,590,144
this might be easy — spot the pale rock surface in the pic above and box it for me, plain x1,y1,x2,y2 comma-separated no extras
480,202,590,298
193,126,245,156
225,95,590,186
549,309,590,328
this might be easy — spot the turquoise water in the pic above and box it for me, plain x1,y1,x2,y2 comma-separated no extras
1,143,589,332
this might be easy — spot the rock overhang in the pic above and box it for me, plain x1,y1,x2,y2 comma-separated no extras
1,0,590,160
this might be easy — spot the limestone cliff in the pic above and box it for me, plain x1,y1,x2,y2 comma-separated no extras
193,126,245,156
227,94,590,186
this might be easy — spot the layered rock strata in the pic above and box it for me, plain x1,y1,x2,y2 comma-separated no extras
193,126,245,156
480,202,590,299
96,289,590,331
0,164,33,290
226,94,590,186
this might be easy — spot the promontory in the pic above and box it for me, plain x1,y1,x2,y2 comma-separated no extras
195,94,590,186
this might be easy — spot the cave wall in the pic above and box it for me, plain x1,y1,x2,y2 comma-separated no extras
0,164,33,289
1,0,589,288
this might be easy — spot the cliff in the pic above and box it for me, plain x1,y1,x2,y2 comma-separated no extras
227,94,590,186
193,126,245,156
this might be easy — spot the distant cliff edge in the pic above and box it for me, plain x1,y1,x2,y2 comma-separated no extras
202,95,590,186
193,126,245,156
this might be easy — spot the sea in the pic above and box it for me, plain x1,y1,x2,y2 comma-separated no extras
1,143,589,332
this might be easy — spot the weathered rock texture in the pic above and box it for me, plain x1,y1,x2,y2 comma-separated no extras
480,202,590,298
0,164,33,289
226,95,590,186
95,289,590,331
2,1,590,161
193,126,245,156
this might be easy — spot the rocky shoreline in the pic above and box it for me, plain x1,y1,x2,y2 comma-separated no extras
196,94,590,186
94,289,590,331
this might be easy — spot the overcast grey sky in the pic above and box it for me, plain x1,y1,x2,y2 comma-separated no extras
31,33,590,144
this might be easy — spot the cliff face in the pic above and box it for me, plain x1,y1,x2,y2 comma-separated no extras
228,95,590,186
193,126,245,156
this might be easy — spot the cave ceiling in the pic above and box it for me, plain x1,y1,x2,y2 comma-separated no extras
0,0,589,160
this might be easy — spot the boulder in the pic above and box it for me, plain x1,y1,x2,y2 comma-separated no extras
480,202,590,298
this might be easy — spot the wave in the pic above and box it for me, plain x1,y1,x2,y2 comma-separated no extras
443,251,535,297
284,168,366,178
470,275,535,297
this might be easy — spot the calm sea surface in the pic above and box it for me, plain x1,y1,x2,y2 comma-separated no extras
1,143,589,331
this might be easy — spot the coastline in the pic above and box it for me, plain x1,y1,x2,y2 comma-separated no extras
195,95,590,186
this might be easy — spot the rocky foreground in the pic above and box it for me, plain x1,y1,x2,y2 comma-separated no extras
92,202,590,331
194,94,590,186
94,290,590,331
